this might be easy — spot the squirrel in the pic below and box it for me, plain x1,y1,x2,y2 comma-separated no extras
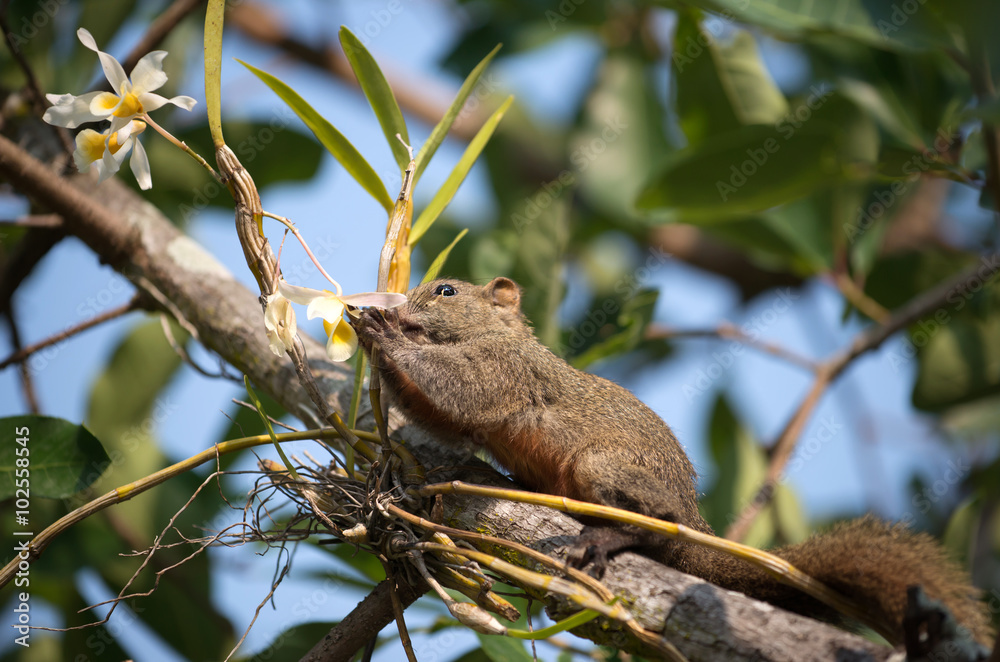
352,276,993,647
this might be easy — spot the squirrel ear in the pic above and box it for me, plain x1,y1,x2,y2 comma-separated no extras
486,277,521,310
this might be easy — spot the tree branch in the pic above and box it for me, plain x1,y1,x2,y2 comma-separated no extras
726,252,1000,541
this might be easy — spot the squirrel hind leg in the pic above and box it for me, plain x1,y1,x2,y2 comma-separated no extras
565,451,714,575
566,524,651,576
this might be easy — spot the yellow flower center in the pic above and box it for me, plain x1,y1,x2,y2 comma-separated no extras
107,121,146,154
113,91,143,118
78,130,108,163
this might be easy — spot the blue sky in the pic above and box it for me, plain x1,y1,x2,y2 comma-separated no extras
0,1,986,659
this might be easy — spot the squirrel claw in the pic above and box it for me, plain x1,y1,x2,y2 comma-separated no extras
567,542,609,578
353,307,403,347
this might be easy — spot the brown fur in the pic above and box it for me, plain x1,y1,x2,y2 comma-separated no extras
353,277,993,646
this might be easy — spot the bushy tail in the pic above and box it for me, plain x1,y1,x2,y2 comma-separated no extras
684,516,993,646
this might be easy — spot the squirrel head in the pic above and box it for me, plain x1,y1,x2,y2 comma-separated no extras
396,277,526,343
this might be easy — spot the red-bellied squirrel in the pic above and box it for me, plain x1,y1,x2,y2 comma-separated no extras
352,276,992,646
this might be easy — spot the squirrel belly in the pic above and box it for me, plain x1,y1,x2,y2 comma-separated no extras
352,276,993,647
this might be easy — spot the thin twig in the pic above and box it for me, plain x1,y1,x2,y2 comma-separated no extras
0,297,142,371
0,427,349,588
2,304,40,413
382,561,419,662
120,0,207,75
831,272,890,323
0,214,63,229
726,253,1000,541
385,504,682,658
0,2,74,153
645,323,819,372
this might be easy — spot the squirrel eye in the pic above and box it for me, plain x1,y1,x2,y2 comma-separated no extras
434,284,457,297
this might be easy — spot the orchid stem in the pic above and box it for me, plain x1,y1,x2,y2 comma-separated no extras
142,112,221,183
262,210,342,293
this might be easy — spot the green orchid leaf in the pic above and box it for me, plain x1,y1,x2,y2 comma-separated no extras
414,44,502,184
422,228,469,283
411,95,514,245
204,0,226,147
339,26,411,173
239,59,393,213
0,415,110,499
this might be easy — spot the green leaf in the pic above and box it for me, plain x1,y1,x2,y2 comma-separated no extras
962,97,1000,123
411,96,514,245
422,229,469,283
414,44,502,185
476,634,533,662
912,307,1000,411
699,397,774,548
239,59,393,213
0,416,110,499
339,27,411,173
204,0,226,147
636,103,874,221
569,288,660,370
85,320,184,537
665,0,957,52
572,52,672,224
673,11,789,144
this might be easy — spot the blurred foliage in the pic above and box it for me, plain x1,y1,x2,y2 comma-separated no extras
1,0,1000,659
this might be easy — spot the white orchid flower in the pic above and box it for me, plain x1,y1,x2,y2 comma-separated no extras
43,28,195,133
73,119,152,189
268,280,406,362
264,290,297,356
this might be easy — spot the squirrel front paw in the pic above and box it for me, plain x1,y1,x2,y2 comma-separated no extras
352,307,404,350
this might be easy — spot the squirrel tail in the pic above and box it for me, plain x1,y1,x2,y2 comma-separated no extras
685,515,993,646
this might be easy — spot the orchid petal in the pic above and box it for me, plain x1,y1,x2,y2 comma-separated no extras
89,91,122,116
129,51,168,94
139,92,197,113
264,293,297,356
42,91,106,127
306,296,346,323
76,28,129,93
326,320,359,362
99,146,124,183
109,115,132,136
129,137,152,190
277,280,325,305
73,129,108,171
338,292,407,309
